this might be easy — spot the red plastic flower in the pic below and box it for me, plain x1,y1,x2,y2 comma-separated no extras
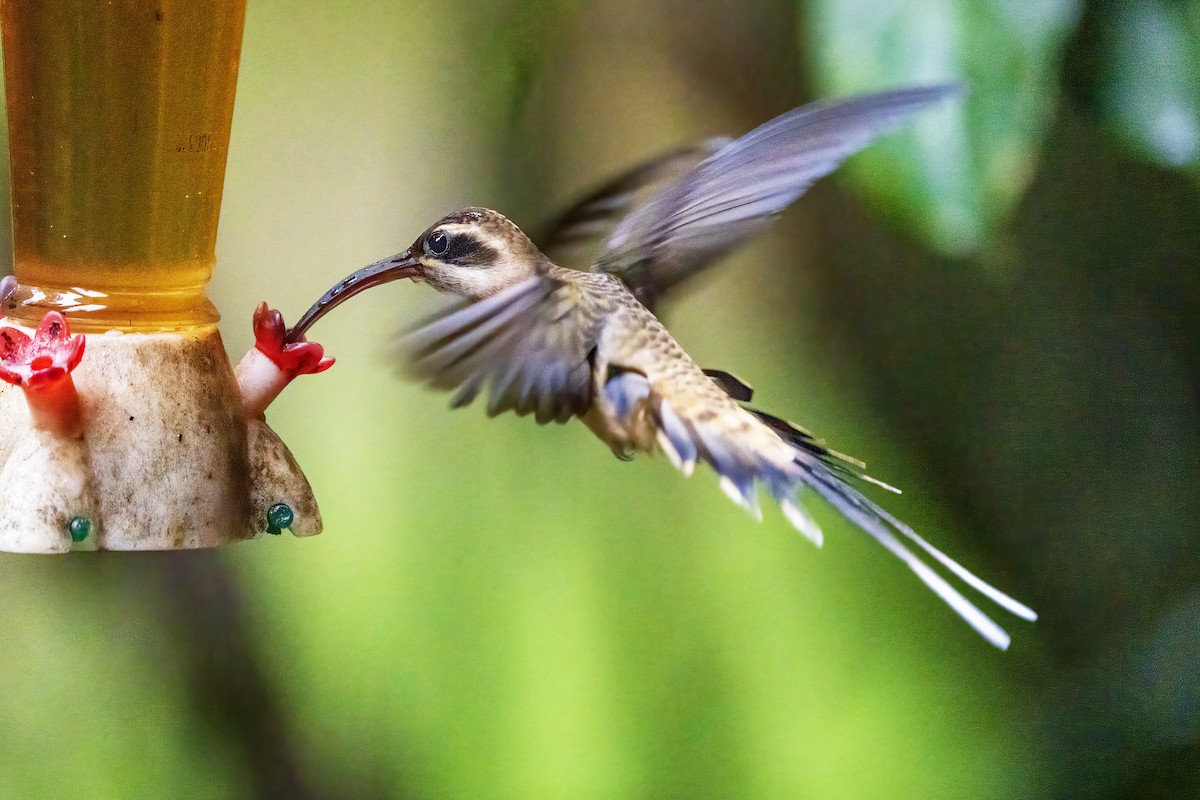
0,311,86,438
237,303,335,419
0,311,85,388
252,303,334,376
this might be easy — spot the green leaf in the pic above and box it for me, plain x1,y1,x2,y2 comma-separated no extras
1100,0,1200,171
804,0,1081,256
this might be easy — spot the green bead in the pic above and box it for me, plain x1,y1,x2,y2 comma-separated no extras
265,503,294,535
68,516,91,542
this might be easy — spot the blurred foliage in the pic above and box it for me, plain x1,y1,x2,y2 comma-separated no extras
0,1,1197,799
1099,0,1200,172
478,0,580,128
806,0,1081,256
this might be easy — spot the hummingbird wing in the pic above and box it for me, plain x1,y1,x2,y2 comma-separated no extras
403,275,614,424
588,85,957,306
535,138,731,265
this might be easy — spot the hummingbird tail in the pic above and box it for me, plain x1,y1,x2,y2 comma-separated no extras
649,393,1037,649
786,451,1038,650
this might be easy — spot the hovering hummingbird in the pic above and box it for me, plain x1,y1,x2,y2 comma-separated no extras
287,86,1036,648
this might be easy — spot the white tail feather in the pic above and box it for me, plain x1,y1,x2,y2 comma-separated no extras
873,506,1039,622
781,498,824,547
720,476,763,521
657,429,683,470
860,473,902,495
810,484,1016,649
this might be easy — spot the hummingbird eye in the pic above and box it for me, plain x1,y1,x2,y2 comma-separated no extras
426,231,450,257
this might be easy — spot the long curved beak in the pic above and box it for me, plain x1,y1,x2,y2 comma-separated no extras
285,250,422,343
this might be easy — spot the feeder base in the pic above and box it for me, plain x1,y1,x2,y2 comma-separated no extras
0,323,321,552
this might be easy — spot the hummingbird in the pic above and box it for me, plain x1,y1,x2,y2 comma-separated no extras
287,85,1037,648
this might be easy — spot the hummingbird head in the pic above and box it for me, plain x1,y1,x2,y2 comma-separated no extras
286,207,548,343
405,207,548,299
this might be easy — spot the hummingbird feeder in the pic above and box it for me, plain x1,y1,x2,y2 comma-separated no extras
0,0,327,552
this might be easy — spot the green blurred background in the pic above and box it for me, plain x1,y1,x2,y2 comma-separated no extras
1,0,1199,797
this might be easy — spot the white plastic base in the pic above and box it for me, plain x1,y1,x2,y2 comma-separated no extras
0,322,321,552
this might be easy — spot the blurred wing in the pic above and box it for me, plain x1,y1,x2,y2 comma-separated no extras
536,138,731,265
595,85,958,302
403,276,610,424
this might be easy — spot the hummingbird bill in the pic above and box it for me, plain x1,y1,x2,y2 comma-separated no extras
288,85,1037,649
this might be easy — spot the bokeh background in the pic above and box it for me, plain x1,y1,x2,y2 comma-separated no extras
1,0,1198,797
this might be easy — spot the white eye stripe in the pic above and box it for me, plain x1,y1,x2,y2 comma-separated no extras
423,224,505,269
436,223,483,237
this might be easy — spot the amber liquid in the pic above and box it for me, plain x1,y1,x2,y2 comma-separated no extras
0,0,246,330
